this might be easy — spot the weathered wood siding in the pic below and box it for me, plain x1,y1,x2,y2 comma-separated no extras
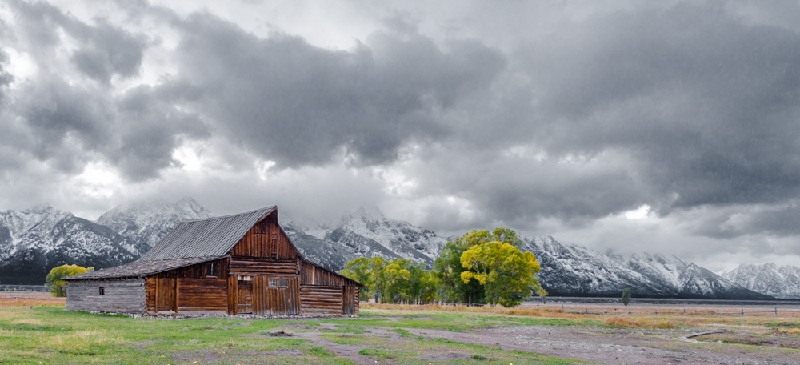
176,278,227,311
229,258,298,275
66,279,145,313
227,275,239,314
300,261,353,287
231,214,298,260
145,259,229,313
343,286,359,315
300,286,344,315
146,277,176,313
252,275,300,315
152,258,228,279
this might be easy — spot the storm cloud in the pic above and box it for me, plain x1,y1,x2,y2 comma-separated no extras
2,0,800,270
167,13,505,167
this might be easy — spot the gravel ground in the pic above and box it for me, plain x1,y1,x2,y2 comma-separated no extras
406,325,800,364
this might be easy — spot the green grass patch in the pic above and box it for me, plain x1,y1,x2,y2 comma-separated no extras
0,304,586,364
358,347,401,360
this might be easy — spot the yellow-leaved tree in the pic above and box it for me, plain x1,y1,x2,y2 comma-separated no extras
46,264,92,297
460,241,543,307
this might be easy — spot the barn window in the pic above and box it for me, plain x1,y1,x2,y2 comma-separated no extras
98,287,105,295
206,262,218,277
268,278,287,287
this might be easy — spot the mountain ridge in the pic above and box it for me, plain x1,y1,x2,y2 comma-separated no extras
0,200,781,300
722,263,800,299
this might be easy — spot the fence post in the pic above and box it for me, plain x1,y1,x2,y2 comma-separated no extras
775,307,778,316
561,304,564,312
741,308,744,316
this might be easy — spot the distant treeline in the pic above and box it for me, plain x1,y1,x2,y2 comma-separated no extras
341,228,545,307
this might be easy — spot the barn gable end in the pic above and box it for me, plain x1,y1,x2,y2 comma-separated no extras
65,206,360,316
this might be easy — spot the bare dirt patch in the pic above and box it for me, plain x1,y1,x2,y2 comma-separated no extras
267,330,294,337
693,329,800,349
406,325,800,364
418,351,473,361
295,331,375,365
170,349,303,364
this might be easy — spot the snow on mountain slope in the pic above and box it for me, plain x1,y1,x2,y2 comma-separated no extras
0,200,779,300
0,206,136,284
722,263,800,299
97,197,211,253
285,207,447,270
522,236,770,299
0,199,211,284
334,207,446,262
0,205,74,260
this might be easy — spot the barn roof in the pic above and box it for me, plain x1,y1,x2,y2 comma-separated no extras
64,256,224,280
138,206,276,261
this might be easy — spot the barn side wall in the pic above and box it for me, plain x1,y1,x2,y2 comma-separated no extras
300,286,344,315
66,278,145,313
145,259,229,313
231,213,299,260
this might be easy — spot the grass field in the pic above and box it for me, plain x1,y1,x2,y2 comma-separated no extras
1,293,799,364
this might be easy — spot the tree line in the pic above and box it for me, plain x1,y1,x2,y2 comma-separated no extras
341,227,546,307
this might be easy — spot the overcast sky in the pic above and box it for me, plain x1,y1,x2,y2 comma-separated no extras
2,0,800,271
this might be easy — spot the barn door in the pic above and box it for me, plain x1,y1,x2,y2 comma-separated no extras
155,277,176,313
252,276,299,316
237,279,253,314
343,286,356,315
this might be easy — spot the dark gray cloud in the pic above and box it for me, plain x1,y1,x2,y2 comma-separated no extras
4,0,800,266
518,3,800,211
168,13,505,168
2,0,198,180
396,2,800,233
10,0,146,83
685,202,800,239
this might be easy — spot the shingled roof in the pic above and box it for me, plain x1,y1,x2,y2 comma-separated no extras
64,257,225,280
138,206,276,261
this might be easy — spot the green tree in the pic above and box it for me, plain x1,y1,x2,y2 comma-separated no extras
621,288,631,306
342,257,373,301
342,257,441,304
406,261,439,304
46,264,92,297
416,269,440,303
460,240,543,307
434,228,523,304
382,259,412,303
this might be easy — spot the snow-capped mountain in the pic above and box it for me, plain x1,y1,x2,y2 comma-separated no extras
0,205,136,284
286,207,447,270
0,199,212,284
722,263,800,299
522,236,771,299
0,200,781,300
97,197,211,254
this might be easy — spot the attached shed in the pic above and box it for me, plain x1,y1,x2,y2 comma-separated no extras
64,206,360,316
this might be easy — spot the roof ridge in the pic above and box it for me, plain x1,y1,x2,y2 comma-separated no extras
138,205,279,261
181,205,276,223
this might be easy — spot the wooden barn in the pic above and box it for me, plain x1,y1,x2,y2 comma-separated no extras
64,206,360,316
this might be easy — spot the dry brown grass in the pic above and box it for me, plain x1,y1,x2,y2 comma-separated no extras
0,292,65,307
604,316,679,329
362,302,593,320
776,328,800,335
362,302,800,330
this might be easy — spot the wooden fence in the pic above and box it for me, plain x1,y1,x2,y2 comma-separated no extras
0,285,48,292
